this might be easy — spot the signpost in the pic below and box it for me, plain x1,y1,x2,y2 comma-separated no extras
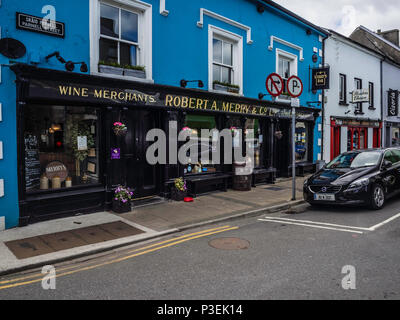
266,73,284,97
287,76,303,201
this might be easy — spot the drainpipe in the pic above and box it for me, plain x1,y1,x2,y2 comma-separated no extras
380,59,384,147
320,34,328,161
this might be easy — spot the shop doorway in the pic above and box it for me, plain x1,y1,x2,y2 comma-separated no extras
123,109,160,200
273,120,290,176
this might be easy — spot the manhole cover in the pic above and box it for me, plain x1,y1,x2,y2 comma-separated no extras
264,186,285,191
209,238,250,250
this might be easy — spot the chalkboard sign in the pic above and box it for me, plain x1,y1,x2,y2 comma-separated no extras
24,135,41,190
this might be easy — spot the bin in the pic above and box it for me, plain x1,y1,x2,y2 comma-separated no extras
233,156,253,191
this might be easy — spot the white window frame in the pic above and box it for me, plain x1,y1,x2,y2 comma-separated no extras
275,49,298,102
90,0,153,82
208,25,243,95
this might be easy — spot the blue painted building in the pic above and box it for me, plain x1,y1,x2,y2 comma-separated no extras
0,0,327,229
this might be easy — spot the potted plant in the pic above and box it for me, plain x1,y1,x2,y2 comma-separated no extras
213,81,240,94
98,60,124,76
113,122,128,137
112,186,133,213
123,64,146,78
171,177,187,201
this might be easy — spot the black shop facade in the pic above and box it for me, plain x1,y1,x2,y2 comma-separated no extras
12,64,318,226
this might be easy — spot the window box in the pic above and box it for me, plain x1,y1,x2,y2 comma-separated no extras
99,64,123,76
123,67,146,78
213,82,240,94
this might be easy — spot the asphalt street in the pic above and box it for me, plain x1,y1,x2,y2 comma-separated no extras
1,197,400,300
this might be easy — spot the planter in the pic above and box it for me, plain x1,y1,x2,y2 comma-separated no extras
213,83,240,94
112,199,132,214
124,69,146,78
99,64,124,76
171,188,187,201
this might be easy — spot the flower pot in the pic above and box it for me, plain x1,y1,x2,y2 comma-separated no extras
124,69,146,78
99,65,124,76
171,188,187,201
112,199,132,214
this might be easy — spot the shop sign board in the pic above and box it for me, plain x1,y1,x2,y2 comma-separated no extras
351,89,369,103
27,79,317,121
388,90,398,117
111,148,121,160
16,12,65,38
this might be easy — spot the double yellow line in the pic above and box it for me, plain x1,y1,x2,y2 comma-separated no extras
0,225,238,291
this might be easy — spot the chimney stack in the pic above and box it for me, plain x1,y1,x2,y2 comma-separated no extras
377,29,400,46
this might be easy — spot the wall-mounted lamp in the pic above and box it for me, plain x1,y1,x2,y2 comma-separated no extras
180,79,204,88
257,4,265,13
306,29,312,36
45,51,88,73
312,54,319,63
258,93,268,100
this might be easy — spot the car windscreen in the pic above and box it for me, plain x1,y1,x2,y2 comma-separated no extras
326,152,382,169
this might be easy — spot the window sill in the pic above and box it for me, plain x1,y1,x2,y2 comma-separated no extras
91,71,154,84
339,102,349,106
209,88,243,97
368,107,376,110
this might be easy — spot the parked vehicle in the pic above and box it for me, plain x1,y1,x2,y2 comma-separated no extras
303,148,400,210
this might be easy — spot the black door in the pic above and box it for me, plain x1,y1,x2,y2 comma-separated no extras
274,120,290,176
124,109,160,200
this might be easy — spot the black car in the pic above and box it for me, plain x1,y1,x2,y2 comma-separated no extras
304,148,400,210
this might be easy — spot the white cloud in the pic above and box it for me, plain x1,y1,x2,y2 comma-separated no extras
273,0,400,36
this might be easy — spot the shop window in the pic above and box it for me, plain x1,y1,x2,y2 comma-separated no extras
24,105,100,193
347,127,368,151
392,128,400,146
245,119,263,168
93,0,152,79
295,122,309,163
339,74,347,105
209,26,243,94
183,115,218,175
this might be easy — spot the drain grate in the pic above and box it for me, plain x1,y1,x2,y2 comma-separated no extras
209,237,250,250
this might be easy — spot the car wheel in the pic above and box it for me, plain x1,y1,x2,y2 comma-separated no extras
370,184,385,210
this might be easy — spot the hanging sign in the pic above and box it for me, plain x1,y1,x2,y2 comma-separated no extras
351,89,369,103
287,76,303,98
312,67,330,90
388,90,398,117
16,12,65,38
266,73,284,97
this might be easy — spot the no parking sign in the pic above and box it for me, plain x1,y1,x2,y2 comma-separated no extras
287,76,303,98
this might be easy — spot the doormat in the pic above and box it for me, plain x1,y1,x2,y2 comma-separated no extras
5,221,144,260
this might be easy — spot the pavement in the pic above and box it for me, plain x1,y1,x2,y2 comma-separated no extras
0,176,308,276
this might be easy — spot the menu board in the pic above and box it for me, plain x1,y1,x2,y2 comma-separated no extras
24,135,41,190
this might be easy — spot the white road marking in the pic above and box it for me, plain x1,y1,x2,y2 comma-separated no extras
258,219,364,234
368,212,400,231
260,216,371,231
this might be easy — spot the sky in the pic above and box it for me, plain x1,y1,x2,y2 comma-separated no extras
274,0,400,36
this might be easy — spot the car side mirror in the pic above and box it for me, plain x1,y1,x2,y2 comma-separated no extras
383,160,393,170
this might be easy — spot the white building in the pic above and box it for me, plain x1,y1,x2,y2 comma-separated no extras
323,30,382,162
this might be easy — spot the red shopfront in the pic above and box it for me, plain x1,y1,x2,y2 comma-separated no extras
330,118,382,160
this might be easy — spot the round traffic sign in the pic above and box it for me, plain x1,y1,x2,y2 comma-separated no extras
287,76,303,98
266,73,284,97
